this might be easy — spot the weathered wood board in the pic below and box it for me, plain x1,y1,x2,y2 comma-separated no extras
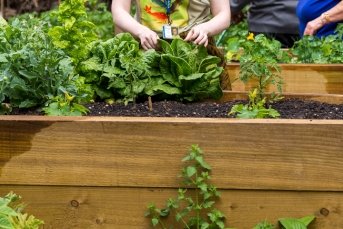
215,91,343,104
227,63,343,94
0,117,342,228
1,186,341,229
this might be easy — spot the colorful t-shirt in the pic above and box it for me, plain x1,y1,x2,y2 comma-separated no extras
134,0,211,36
296,0,343,37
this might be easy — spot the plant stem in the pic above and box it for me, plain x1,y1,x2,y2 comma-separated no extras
196,170,200,229
175,210,191,229
159,218,166,229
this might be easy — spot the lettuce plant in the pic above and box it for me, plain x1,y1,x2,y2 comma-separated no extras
80,33,164,105
48,0,98,66
158,38,223,102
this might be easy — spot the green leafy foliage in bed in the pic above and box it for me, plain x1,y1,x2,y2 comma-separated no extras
158,38,223,102
80,33,223,105
0,18,88,115
289,24,343,63
80,33,162,105
48,0,99,66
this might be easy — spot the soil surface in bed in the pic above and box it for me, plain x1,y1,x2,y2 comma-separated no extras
9,98,343,119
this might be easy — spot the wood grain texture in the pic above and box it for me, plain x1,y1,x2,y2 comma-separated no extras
0,185,342,229
0,117,342,191
210,91,343,104
226,63,343,94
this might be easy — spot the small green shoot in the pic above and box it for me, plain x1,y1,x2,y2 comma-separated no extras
145,144,230,229
228,89,280,118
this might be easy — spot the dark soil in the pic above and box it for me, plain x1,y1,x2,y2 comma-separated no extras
9,98,343,119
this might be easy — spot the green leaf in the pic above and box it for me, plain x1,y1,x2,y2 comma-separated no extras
0,203,18,216
158,39,173,55
152,218,159,227
145,84,181,96
19,100,37,108
195,156,211,170
203,201,215,208
0,214,15,229
279,218,307,229
0,54,8,63
201,222,209,229
170,38,192,57
198,182,207,191
216,220,225,229
186,166,197,177
298,216,316,226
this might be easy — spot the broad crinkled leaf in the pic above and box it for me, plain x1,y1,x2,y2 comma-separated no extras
145,84,182,96
198,56,221,73
158,39,173,55
159,56,181,87
0,214,15,229
80,56,102,72
170,38,192,57
162,55,192,78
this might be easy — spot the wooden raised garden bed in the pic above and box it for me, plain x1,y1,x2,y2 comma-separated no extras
0,114,343,228
227,62,343,95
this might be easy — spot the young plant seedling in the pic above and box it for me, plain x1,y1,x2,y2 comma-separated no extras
145,145,230,229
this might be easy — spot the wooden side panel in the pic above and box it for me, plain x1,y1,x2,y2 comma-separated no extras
0,117,342,191
227,63,343,94
213,91,343,104
0,186,342,229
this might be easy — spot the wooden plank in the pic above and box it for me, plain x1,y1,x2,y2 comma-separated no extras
226,63,343,94
0,185,341,229
0,117,342,191
211,91,343,104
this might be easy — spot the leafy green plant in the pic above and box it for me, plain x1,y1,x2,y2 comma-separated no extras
43,93,89,116
253,220,275,229
48,0,99,66
228,89,280,119
0,17,88,115
288,24,343,63
158,38,223,102
234,32,285,100
81,34,223,105
145,145,230,229
0,192,44,229
80,33,162,105
226,32,283,118
279,216,315,229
